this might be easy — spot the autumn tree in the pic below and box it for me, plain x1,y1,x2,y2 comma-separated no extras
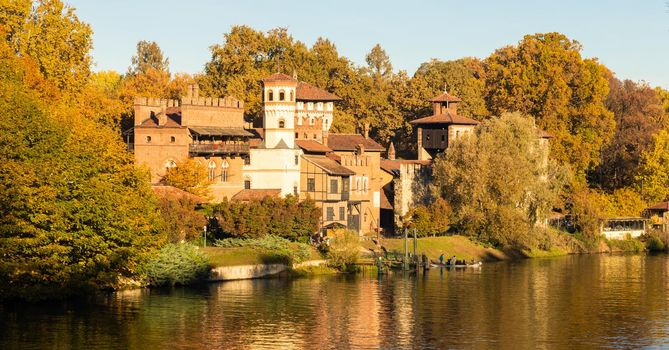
589,78,666,190
128,40,169,75
637,129,669,203
433,113,568,248
162,159,211,197
484,33,614,180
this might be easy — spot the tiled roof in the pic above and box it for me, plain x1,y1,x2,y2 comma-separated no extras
429,92,462,103
380,159,431,175
380,191,393,209
152,185,207,203
188,126,254,137
231,189,281,201
262,73,298,83
647,201,669,211
296,139,332,153
303,155,355,176
536,128,554,139
327,134,385,152
296,82,341,101
409,112,479,126
137,107,183,128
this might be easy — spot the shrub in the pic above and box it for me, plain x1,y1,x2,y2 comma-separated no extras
213,235,312,264
607,238,645,253
643,231,668,252
143,243,211,286
156,193,206,243
327,229,360,268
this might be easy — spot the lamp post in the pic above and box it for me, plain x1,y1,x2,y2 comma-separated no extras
203,225,207,248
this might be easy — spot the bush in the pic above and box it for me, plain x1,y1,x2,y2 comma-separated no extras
607,238,645,253
213,235,312,264
143,243,211,286
327,229,360,268
643,231,668,252
206,196,320,242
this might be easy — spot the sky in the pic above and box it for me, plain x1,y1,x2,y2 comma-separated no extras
68,0,669,88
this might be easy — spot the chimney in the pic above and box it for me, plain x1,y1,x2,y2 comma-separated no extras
193,84,200,99
448,101,458,115
363,123,370,139
158,99,167,126
322,130,329,147
387,142,396,160
292,70,298,80
356,143,365,156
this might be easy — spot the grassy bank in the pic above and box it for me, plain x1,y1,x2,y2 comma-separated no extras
203,245,322,268
365,235,511,262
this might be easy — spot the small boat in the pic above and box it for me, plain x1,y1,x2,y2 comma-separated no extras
430,260,482,268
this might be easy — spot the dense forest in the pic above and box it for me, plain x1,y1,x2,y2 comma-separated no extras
2,0,669,297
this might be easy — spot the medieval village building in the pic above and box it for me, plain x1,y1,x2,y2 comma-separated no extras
127,77,552,236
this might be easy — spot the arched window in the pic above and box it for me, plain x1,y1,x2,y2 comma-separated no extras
362,176,369,193
313,134,317,139
279,90,285,101
279,120,285,128
220,160,229,182
268,90,274,101
310,118,315,126
356,177,361,192
295,132,299,139
170,136,176,143
208,161,216,181
146,136,152,143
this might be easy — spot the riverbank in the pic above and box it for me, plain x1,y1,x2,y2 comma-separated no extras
363,235,513,262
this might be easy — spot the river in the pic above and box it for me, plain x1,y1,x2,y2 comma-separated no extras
2,254,669,349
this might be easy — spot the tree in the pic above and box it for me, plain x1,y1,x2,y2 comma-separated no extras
403,198,452,237
432,113,567,248
589,78,666,190
637,129,669,203
162,159,211,197
484,33,614,180
365,44,393,82
156,193,207,243
1,0,92,93
0,46,164,299
128,40,169,75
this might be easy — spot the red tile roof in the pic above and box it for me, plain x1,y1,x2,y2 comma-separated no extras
152,185,207,203
327,134,385,152
536,128,554,139
262,73,298,83
303,155,355,176
296,82,341,101
429,92,462,103
296,139,332,153
647,201,669,211
137,107,183,128
231,189,281,201
380,191,393,210
409,112,479,126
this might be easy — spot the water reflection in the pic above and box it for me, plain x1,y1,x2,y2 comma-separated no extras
2,255,669,349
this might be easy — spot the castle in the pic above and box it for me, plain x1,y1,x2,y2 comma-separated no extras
127,74,551,236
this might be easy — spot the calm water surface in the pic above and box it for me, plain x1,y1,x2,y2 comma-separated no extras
2,254,669,349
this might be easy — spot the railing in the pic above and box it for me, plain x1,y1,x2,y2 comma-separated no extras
189,143,250,155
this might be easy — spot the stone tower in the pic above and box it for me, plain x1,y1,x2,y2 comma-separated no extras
261,73,298,149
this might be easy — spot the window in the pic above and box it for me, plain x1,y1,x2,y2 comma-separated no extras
456,130,460,138
362,176,369,193
268,90,274,101
279,120,285,128
170,136,176,143
244,157,251,165
312,134,317,139
309,118,315,126
426,134,430,141
441,135,445,142
294,155,299,165
307,178,315,192
293,186,298,195
146,136,152,143
330,179,338,194
295,132,299,139
339,207,345,221
279,90,285,101
290,91,294,101
342,177,349,194
220,160,229,182
307,102,314,110
244,180,251,189
326,207,335,221
304,133,308,139
208,161,216,181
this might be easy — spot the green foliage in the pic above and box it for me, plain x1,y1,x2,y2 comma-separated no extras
327,229,360,267
484,33,614,179
607,238,645,253
143,243,210,287
207,196,320,242
128,40,169,75
645,233,666,252
403,198,452,237
433,113,568,249
0,40,164,300
156,193,207,243
213,235,312,264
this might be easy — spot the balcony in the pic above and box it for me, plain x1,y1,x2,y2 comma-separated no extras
189,143,250,155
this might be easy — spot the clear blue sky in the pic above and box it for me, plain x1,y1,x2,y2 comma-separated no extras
68,0,669,88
